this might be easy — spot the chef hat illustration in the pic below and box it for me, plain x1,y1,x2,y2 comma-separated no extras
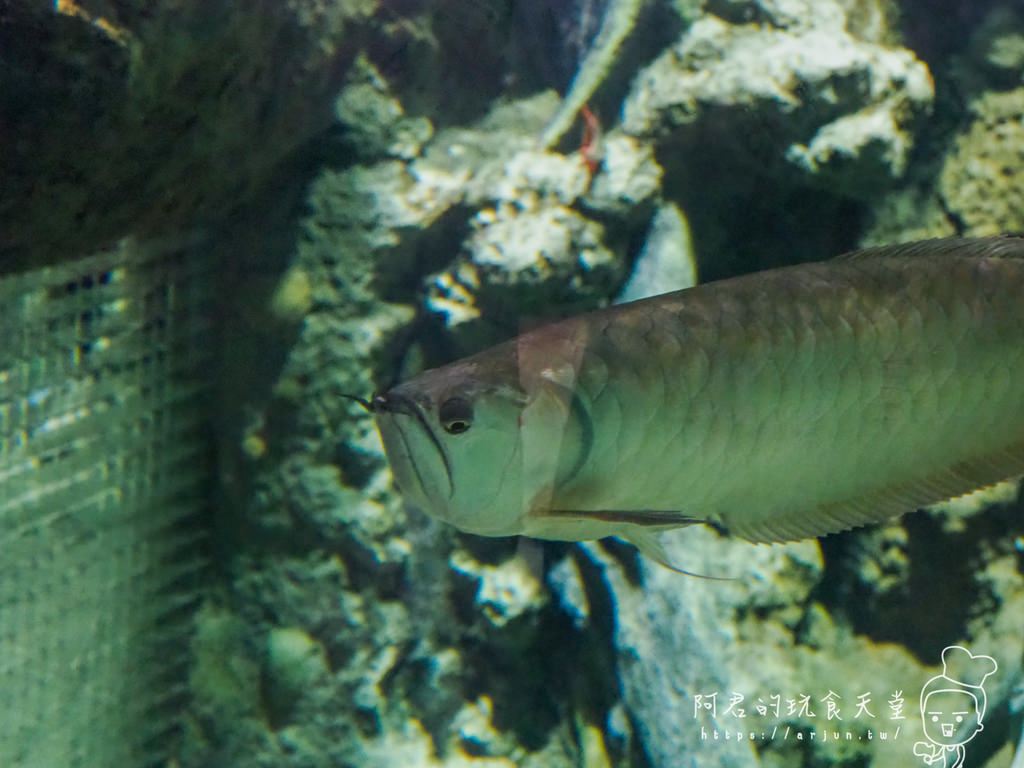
920,645,998,720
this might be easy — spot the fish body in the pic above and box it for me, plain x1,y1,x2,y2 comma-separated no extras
371,238,1024,553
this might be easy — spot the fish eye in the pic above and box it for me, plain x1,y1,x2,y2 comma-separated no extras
439,396,473,435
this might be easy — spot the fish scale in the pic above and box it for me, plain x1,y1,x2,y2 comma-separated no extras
370,237,1024,561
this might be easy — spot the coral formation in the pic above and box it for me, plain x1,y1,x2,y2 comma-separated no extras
621,8,933,193
189,82,654,768
939,88,1024,235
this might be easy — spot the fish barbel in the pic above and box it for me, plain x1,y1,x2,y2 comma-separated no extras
367,237,1024,563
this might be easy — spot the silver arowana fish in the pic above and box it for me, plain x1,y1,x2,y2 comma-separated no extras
366,238,1024,567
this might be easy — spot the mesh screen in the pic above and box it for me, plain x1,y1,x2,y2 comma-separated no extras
0,237,212,767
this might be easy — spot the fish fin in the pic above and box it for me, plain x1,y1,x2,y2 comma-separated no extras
837,236,1024,262
620,529,732,580
544,508,701,527
726,443,1024,544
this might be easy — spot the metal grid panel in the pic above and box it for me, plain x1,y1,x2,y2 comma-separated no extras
0,238,212,768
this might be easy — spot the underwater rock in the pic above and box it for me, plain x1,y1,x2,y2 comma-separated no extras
621,7,933,194
939,87,1024,235
449,548,548,628
4,0,574,270
0,0,371,269
958,6,1024,90
427,197,620,332
263,627,331,726
304,92,639,357
583,133,664,216
576,532,825,768
419,98,660,350
333,57,436,161
197,81,637,767
547,553,591,629
575,526,1014,768
854,7,1024,248
857,184,956,247
181,604,267,763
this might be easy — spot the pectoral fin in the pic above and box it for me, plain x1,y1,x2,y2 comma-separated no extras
544,508,701,527
620,528,732,580
537,508,729,578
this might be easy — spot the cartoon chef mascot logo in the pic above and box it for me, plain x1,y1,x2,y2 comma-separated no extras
913,645,997,767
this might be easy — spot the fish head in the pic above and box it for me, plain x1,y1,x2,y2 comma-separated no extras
371,356,535,537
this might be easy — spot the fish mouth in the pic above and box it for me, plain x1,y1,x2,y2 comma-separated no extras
371,391,454,502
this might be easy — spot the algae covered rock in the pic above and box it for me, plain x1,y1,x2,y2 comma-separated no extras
408,96,661,350
621,5,933,195
573,504,1024,768
939,88,1024,235
199,71,655,765
0,0,375,269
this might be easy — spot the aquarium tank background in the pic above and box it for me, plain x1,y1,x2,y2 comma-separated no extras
2,1,1024,767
